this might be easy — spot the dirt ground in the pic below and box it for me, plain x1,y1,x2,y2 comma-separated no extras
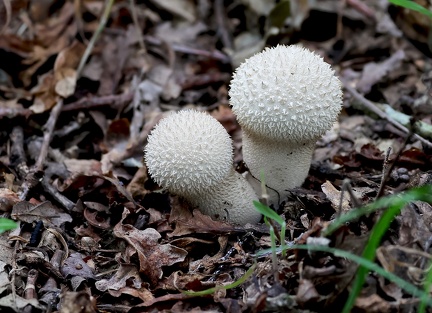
1,0,432,312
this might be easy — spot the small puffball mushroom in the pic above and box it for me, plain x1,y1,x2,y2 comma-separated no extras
144,110,261,225
229,45,343,205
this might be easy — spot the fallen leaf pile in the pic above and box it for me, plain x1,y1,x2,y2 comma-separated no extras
0,0,432,312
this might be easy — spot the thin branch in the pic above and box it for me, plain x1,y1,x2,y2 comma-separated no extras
36,100,63,171
343,81,432,148
129,0,146,53
0,0,12,34
62,91,133,112
375,132,411,199
76,0,115,78
214,0,233,50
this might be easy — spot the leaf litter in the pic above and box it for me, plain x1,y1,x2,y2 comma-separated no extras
0,0,432,312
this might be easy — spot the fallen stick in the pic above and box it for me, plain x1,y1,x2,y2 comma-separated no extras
343,81,432,148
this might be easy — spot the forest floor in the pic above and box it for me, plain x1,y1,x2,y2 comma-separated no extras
1,0,432,312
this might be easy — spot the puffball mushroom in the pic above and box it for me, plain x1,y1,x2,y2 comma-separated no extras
229,45,343,205
144,110,261,225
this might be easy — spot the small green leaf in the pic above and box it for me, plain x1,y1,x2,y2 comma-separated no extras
268,0,291,29
0,218,17,234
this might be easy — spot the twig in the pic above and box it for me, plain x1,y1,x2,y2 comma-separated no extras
0,107,33,119
24,269,39,300
36,100,63,171
343,81,432,148
346,0,376,19
10,126,29,179
376,147,392,199
62,91,133,112
40,250,63,312
10,240,19,312
42,174,75,211
20,100,63,200
0,0,12,34
214,0,233,50
375,132,411,199
144,35,231,63
341,179,361,208
336,0,345,39
129,0,146,53
76,0,115,78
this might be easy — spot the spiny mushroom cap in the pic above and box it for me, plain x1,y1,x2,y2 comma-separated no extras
144,110,233,195
229,45,343,142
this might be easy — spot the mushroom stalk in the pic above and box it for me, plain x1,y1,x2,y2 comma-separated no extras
242,132,315,203
186,168,260,223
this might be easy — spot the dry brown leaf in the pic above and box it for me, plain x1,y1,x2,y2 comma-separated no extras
0,294,43,312
354,294,391,312
295,279,320,304
0,261,10,294
53,40,85,97
28,72,58,113
114,209,188,285
321,181,350,212
357,50,406,94
149,0,197,22
61,252,96,279
11,201,72,227
59,291,97,313
0,188,20,212
95,264,154,302
169,197,238,236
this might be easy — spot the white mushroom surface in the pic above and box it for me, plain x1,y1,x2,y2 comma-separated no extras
229,45,343,205
144,110,261,225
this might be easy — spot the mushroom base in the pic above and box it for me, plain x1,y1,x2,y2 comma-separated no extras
185,168,261,225
242,131,316,206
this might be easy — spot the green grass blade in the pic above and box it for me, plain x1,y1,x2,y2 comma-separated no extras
276,245,432,307
388,0,432,19
253,200,285,226
342,202,403,313
280,221,287,258
418,260,432,313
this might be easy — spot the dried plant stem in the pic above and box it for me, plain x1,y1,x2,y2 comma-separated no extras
76,0,115,78
214,0,233,50
1,0,11,34
62,91,133,111
376,133,411,199
337,179,361,219
20,100,63,200
129,0,146,53
36,100,63,171
343,81,432,148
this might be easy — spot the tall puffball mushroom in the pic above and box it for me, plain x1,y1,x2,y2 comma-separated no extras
229,45,343,205
144,110,261,225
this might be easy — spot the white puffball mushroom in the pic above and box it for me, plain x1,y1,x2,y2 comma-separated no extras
144,110,261,225
229,45,343,205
